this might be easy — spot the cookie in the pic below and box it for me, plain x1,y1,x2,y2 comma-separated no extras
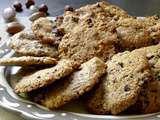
14,59,79,93
116,16,160,50
10,31,59,58
134,44,160,80
57,2,130,33
0,56,57,66
148,19,160,40
57,11,79,33
126,44,160,114
32,57,106,109
126,80,160,114
15,67,43,77
99,1,130,19
32,18,62,44
58,1,135,63
59,30,117,64
86,50,152,115
10,67,43,89
59,2,119,63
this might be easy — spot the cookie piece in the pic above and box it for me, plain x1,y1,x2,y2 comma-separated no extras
126,80,160,114
86,51,152,115
148,20,160,40
58,2,133,63
59,30,117,64
57,2,130,33
127,44,160,114
99,1,130,19
116,16,160,50
0,56,57,66
32,18,62,44
135,44,160,80
10,31,59,58
14,59,79,93
10,67,43,89
33,57,106,109
59,2,118,63
57,11,79,33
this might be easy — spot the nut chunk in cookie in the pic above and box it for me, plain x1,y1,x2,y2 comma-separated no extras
86,51,152,115
14,59,79,93
10,31,59,58
0,56,57,66
32,57,106,109
32,17,62,44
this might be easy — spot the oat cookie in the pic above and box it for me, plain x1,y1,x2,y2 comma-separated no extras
59,29,117,64
57,2,130,33
127,80,160,114
32,18,61,44
14,59,79,93
127,44,160,113
116,16,160,50
33,57,106,109
86,51,152,115
0,56,57,66
10,31,59,58
58,2,134,63
135,44,160,80
99,1,130,19
59,2,120,63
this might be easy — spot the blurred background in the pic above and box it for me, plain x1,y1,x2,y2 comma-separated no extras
1,0,160,17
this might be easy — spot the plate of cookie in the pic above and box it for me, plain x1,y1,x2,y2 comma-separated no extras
0,1,160,120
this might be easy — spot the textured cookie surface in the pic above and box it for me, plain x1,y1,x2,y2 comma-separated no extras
59,29,117,63
33,57,106,109
32,18,61,44
116,16,160,50
127,80,160,114
0,56,57,66
57,1,130,33
15,59,79,93
10,31,59,58
127,44,160,113
59,2,120,63
86,51,152,115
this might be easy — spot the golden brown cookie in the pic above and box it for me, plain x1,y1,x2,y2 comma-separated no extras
0,56,57,66
57,1,130,33
14,59,79,93
10,31,59,58
116,16,160,50
86,50,152,115
32,57,106,109
59,2,120,63
32,18,62,44
126,44,160,114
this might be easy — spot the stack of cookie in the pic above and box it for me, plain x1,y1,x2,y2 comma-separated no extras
86,45,160,114
0,1,160,115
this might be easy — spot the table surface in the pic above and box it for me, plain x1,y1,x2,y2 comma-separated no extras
1,0,160,120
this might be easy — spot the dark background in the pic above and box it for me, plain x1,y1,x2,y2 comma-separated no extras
1,0,160,17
